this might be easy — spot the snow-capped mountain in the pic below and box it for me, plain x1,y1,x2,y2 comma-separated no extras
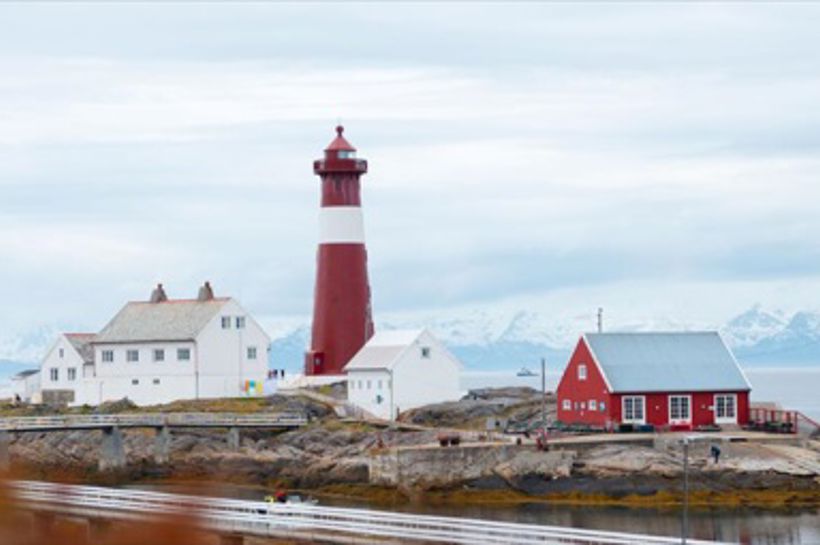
2,305,819,379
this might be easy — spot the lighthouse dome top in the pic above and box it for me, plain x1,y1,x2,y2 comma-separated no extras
325,125,356,153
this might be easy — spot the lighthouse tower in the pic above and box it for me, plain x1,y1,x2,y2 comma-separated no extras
305,126,375,376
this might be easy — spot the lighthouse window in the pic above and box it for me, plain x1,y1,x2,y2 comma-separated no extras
338,150,356,159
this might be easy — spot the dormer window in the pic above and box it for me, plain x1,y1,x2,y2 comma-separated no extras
338,150,356,159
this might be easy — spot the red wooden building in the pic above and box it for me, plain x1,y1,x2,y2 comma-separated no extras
556,332,751,430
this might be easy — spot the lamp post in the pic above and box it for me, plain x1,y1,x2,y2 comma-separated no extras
541,357,547,434
681,436,690,545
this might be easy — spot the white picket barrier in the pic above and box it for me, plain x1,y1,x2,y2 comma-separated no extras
0,412,307,431
8,480,731,545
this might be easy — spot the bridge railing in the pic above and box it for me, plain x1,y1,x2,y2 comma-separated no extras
0,412,307,431
9,480,730,545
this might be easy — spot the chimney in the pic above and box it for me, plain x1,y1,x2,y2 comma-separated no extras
197,281,214,302
150,283,168,303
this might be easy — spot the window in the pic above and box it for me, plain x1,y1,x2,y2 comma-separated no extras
177,348,191,361
236,316,246,329
357,380,363,390
715,394,737,423
126,350,139,362
349,381,355,390
366,380,371,390
421,347,431,358
221,316,231,329
153,378,161,385
580,401,586,410
101,350,114,363
377,380,383,390
574,401,579,411
68,368,77,381
578,364,587,381
247,346,257,360
600,401,606,412
669,395,691,423
562,399,571,411
589,399,597,411
622,396,646,423
59,348,64,358
50,368,59,382
153,349,165,362
338,150,356,159
131,379,139,386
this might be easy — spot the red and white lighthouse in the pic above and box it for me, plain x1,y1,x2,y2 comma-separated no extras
305,126,375,376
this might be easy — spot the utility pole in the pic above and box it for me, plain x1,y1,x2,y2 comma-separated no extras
681,437,690,545
541,357,547,433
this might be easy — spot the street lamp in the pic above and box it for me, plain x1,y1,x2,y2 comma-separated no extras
680,436,692,545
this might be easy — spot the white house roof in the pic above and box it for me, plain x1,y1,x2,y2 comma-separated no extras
95,298,230,344
344,329,425,371
584,332,751,393
65,333,96,364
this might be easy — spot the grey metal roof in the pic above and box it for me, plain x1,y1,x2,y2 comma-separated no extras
344,329,424,371
584,332,751,393
65,333,96,364
95,298,229,344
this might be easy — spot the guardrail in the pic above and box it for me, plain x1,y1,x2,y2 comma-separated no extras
0,412,308,431
8,480,729,545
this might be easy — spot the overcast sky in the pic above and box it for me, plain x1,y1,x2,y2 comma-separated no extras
1,2,819,340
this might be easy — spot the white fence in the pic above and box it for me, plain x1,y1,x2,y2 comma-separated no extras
9,480,730,545
0,412,307,431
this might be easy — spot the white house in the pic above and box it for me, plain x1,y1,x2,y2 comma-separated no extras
39,332,96,405
344,329,462,420
11,369,41,403
36,282,271,407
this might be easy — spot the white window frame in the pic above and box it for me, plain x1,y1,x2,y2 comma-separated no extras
247,346,257,360
714,394,737,424
59,348,64,358
153,349,165,362
101,350,114,363
50,368,59,382
562,399,571,411
126,349,139,363
67,368,77,381
668,395,692,425
589,399,597,411
236,316,246,329
578,364,587,381
177,348,191,361
622,395,646,424
221,316,231,329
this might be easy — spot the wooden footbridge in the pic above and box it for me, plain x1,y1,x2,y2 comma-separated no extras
0,412,307,470
9,480,731,545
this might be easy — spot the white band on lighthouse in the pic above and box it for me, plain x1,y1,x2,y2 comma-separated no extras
319,206,365,244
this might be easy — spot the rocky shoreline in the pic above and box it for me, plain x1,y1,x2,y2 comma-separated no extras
2,389,819,509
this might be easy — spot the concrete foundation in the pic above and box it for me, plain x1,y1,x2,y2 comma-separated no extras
99,426,126,471
369,443,572,488
0,430,10,471
154,426,171,464
227,427,240,451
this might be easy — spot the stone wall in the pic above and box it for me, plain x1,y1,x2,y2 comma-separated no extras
369,443,575,488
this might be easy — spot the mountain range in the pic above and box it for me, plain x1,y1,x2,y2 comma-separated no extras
1,305,818,377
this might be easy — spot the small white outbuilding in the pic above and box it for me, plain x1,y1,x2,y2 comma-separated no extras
344,329,462,420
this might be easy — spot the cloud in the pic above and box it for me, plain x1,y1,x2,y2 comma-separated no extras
0,3,819,347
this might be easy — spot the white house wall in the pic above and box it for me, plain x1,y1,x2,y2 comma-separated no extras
195,299,270,399
92,341,198,405
392,331,462,416
347,370,392,419
40,335,88,404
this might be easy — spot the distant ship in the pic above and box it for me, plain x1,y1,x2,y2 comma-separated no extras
516,366,538,377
